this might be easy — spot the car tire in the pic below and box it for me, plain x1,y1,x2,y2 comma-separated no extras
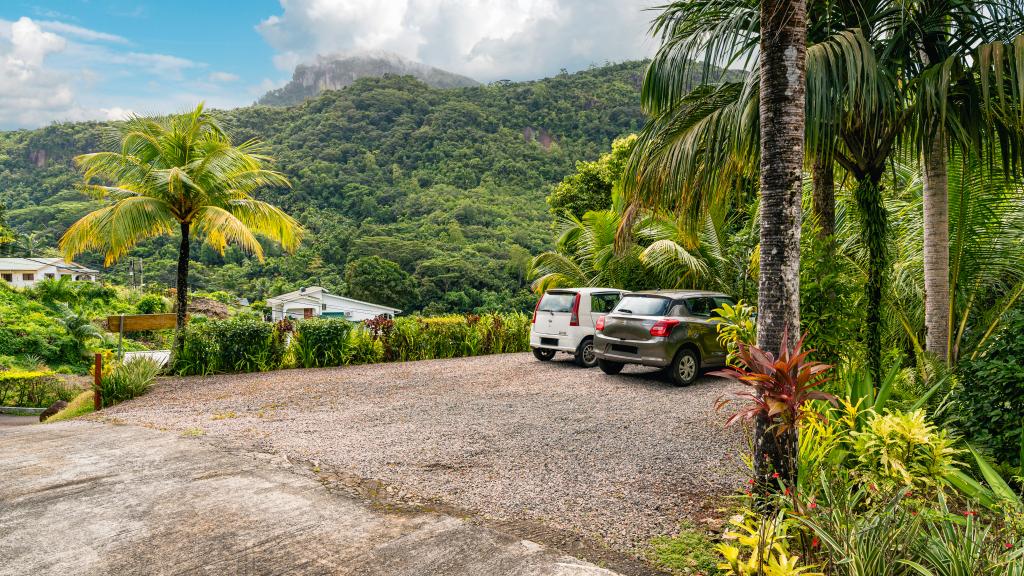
574,338,598,368
668,348,700,386
598,358,624,375
532,348,556,361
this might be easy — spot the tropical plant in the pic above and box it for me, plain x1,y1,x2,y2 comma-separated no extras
95,357,160,408
850,410,962,493
712,331,836,491
58,103,303,362
717,512,821,576
715,299,757,365
291,317,352,368
56,303,101,358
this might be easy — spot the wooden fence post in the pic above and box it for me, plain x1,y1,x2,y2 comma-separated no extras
93,353,102,411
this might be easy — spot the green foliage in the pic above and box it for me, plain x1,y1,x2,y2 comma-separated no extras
175,317,287,375
647,521,723,576
0,283,81,368
716,512,818,576
955,307,1024,469
850,410,961,493
0,369,78,408
713,299,757,366
547,134,637,219
96,357,160,408
344,255,417,310
292,318,352,368
135,294,169,314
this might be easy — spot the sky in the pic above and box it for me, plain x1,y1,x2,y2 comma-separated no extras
0,0,658,130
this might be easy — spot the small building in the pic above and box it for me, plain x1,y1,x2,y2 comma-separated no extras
267,286,401,322
0,257,99,289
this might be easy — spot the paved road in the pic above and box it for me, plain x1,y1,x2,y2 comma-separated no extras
0,414,36,427
0,422,619,576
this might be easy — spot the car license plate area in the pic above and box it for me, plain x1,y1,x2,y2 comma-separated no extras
540,337,559,346
611,344,638,355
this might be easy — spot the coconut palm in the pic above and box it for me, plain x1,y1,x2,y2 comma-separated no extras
627,0,1024,384
59,103,302,361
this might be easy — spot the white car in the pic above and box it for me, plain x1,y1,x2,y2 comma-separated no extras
530,288,625,367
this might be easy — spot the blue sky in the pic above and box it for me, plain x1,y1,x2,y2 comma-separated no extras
0,1,655,129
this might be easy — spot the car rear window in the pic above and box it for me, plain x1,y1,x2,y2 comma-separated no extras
538,292,577,313
613,295,671,316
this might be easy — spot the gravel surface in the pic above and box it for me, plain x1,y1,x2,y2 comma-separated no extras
97,353,745,560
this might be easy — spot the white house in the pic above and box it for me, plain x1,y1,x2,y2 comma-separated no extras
0,257,99,289
267,286,401,322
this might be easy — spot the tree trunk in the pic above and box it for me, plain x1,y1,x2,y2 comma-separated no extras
756,0,806,496
922,129,950,362
172,221,191,365
812,157,835,240
853,177,888,386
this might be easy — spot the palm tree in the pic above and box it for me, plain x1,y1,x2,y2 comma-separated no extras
627,0,1024,385
60,104,302,361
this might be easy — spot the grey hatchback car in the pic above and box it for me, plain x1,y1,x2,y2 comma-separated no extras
593,290,736,386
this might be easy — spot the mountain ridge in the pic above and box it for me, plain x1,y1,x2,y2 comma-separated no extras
258,52,480,107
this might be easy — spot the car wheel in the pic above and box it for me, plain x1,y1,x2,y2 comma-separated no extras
574,338,598,368
532,348,556,361
598,358,624,375
669,348,700,386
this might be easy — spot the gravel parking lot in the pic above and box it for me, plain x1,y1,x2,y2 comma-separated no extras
97,352,745,562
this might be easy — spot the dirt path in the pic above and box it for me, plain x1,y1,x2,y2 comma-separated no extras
96,353,745,563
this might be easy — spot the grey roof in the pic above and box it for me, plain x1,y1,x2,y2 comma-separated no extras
0,257,98,274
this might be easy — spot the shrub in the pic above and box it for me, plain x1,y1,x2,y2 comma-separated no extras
347,328,383,364
96,357,160,407
215,316,284,373
176,322,219,376
850,409,962,493
292,318,352,368
956,307,1024,469
0,369,78,408
135,294,168,314
713,300,757,366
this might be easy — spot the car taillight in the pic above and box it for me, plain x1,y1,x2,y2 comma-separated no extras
569,293,581,326
650,319,680,337
596,315,606,331
532,297,542,324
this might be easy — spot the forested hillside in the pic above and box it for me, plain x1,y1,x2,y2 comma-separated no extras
0,61,647,313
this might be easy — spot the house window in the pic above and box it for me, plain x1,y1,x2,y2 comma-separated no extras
0,273,11,282
321,303,327,311
22,273,34,281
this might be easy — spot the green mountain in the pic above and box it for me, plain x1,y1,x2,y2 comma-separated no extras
0,61,648,313
259,52,481,107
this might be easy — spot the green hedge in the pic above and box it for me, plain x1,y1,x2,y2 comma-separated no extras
174,312,530,376
0,369,79,408
176,316,286,376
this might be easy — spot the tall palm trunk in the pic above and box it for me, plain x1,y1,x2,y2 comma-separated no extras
922,129,950,362
172,221,191,363
812,157,835,240
853,176,888,385
755,0,806,495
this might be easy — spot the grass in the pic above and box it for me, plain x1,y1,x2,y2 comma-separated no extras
44,391,95,423
646,521,722,576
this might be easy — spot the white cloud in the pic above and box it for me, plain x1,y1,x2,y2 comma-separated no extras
257,0,656,81
37,20,129,44
0,17,210,128
209,71,240,82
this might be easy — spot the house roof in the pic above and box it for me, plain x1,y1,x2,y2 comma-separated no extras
0,257,99,274
267,286,402,314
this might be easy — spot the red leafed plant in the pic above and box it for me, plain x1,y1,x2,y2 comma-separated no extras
710,330,836,435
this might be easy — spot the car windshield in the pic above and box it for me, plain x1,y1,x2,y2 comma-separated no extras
614,295,671,316
538,292,576,313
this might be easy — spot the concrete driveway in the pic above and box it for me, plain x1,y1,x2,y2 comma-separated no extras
0,422,619,576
